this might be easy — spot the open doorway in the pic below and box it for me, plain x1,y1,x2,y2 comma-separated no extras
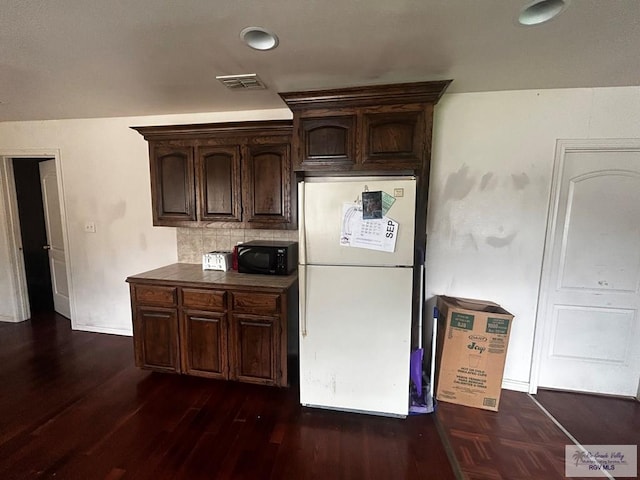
2,154,72,321
12,158,55,314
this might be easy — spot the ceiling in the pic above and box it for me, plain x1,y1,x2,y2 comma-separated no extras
1,0,639,122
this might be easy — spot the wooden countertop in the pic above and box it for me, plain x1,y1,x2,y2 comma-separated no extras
126,263,298,291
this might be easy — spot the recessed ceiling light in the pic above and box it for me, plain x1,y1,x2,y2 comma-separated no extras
240,27,279,51
519,0,569,26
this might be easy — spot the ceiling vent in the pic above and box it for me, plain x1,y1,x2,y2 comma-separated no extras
216,74,267,90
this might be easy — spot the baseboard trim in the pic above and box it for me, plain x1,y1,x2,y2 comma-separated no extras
0,314,23,323
502,378,529,393
73,324,132,337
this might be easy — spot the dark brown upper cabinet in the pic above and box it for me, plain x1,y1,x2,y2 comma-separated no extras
362,110,423,167
132,121,295,229
298,115,356,169
279,81,451,174
150,145,196,223
244,143,292,227
198,146,242,223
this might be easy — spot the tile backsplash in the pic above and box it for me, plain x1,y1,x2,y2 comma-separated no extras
177,227,299,264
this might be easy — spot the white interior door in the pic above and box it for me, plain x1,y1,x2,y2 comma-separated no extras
39,160,71,318
536,142,640,396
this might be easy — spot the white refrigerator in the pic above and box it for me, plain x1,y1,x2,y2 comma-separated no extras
298,176,417,417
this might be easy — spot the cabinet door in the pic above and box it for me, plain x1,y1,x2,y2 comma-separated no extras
243,143,293,228
229,314,280,386
197,146,242,223
149,144,196,224
361,111,425,169
181,311,228,379
133,306,180,373
297,116,356,170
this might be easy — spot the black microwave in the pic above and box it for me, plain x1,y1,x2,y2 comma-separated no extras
237,240,298,275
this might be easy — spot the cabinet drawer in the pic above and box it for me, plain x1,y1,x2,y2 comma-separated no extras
231,292,280,315
182,288,226,311
135,285,177,307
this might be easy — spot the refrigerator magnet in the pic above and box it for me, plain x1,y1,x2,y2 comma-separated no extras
362,190,383,219
381,191,396,215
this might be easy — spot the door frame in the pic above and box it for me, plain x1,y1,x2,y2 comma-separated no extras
529,138,640,394
0,150,75,325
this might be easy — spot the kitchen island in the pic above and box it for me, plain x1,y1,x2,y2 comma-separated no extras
126,263,297,387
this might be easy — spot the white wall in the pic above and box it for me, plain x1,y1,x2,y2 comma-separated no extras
427,86,640,390
0,108,292,335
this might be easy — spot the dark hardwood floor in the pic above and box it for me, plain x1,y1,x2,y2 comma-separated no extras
534,389,640,447
0,313,455,480
436,383,640,479
436,391,574,479
4,313,636,479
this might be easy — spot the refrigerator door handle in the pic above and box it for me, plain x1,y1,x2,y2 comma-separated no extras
298,180,307,338
298,181,306,265
299,264,307,337
298,180,307,337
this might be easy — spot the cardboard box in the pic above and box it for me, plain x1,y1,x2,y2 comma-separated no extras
435,295,514,411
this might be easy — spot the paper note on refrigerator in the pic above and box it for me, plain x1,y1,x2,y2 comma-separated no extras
340,203,398,253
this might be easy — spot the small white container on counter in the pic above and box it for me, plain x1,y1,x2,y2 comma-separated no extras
202,251,233,271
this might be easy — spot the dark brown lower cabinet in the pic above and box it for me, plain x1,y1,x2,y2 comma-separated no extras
181,311,228,379
133,306,180,373
128,269,295,388
230,314,278,384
